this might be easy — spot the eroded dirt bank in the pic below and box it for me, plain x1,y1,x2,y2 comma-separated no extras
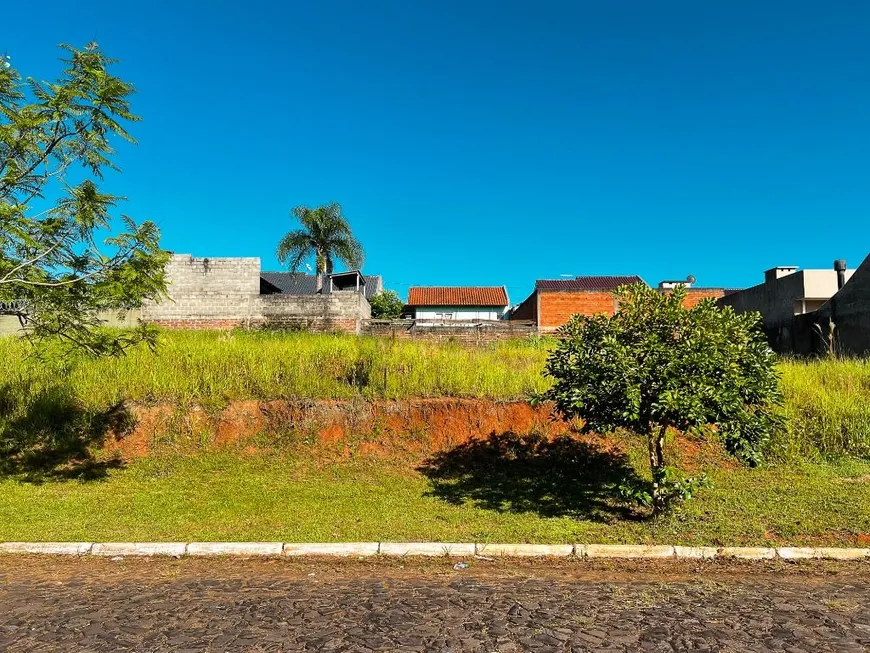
104,398,727,468
106,399,568,458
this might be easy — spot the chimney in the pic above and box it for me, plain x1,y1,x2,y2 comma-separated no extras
834,260,847,290
764,266,798,283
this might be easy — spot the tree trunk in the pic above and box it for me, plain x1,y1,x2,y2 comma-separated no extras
315,249,326,293
647,423,668,514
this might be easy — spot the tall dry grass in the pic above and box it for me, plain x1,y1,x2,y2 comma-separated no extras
0,330,551,411
2,330,869,461
775,358,870,460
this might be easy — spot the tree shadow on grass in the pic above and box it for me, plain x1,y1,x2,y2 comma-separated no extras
418,432,645,522
0,385,130,483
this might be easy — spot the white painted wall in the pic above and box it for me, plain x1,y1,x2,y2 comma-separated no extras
414,306,506,321
802,269,855,299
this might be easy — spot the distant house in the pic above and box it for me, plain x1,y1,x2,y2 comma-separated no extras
129,255,373,333
407,287,510,321
512,275,728,331
260,271,383,300
511,276,644,332
656,277,729,308
718,260,861,354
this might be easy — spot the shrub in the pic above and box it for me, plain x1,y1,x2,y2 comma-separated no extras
543,284,783,513
369,290,405,319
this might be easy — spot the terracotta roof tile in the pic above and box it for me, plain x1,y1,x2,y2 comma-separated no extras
536,276,645,291
407,286,509,307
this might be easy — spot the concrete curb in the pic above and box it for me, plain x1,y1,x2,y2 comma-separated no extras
719,547,777,560
283,542,380,557
0,542,94,555
0,543,867,560
673,546,719,559
186,542,284,556
584,545,674,559
476,544,574,557
92,542,186,557
380,542,476,557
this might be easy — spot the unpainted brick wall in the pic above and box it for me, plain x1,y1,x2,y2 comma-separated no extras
149,319,246,330
677,288,727,308
538,291,616,331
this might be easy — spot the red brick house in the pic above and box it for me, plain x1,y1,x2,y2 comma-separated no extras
511,276,643,332
676,288,729,308
512,276,727,332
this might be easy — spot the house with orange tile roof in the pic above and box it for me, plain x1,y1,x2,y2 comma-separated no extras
406,286,510,321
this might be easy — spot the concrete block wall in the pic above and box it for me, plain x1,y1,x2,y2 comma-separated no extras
0,315,20,336
142,255,261,328
717,272,809,353
138,254,370,333
260,293,370,334
361,320,536,344
803,254,870,356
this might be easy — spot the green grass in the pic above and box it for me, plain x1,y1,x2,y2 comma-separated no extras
776,358,870,460
3,331,870,543
0,330,550,411
0,451,868,545
3,330,870,461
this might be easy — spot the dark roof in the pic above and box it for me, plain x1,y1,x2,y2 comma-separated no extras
536,276,646,291
260,272,383,300
407,286,509,307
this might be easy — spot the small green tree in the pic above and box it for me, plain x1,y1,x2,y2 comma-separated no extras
276,202,364,293
544,284,782,514
0,44,167,355
369,290,404,319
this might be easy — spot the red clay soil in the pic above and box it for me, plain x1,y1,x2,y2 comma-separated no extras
101,399,730,469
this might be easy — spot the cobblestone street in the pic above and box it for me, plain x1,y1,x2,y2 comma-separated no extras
1,557,868,652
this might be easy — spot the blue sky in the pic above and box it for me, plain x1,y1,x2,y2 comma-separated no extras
4,1,870,303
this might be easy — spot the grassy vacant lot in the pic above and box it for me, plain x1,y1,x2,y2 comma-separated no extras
0,330,550,406
2,330,870,459
1,330,870,545
1,452,868,545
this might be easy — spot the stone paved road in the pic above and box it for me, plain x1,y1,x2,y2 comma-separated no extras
1,557,869,652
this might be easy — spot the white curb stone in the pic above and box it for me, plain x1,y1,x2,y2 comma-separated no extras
585,544,675,559
283,543,380,557
776,547,817,560
814,548,870,561
0,542,92,555
476,544,574,557
673,546,719,559
0,541,866,561
186,542,283,556
92,542,186,557
719,547,777,560
379,542,475,557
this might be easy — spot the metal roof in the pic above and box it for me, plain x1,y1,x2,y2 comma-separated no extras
260,272,383,300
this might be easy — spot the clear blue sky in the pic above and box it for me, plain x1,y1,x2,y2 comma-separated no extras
5,1,870,303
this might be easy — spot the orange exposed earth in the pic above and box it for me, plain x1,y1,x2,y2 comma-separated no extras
102,398,729,470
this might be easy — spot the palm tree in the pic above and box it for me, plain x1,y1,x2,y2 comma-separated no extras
276,202,365,292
